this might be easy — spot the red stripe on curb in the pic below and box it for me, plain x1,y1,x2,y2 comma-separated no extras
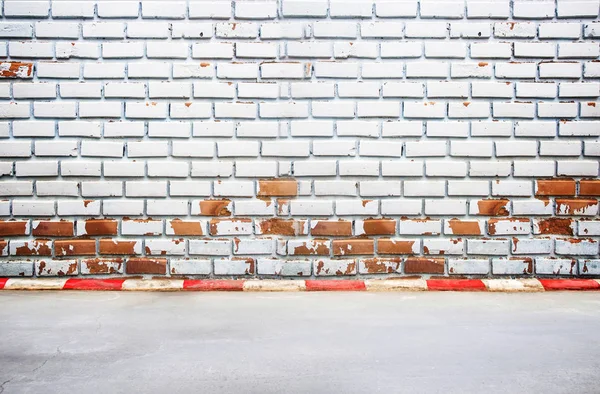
305,280,366,291
427,279,487,291
63,279,126,291
0,278,8,289
538,279,600,291
183,279,245,291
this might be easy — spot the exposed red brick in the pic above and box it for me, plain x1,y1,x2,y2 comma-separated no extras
289,239,331,256
404,258,445,274
83,219,118,236
99,239,140,255
126,258,167,275
579,179,600,196
358,219,396,235
168,219,204,236
332,239,374,256
447,219,482,235
0,62,33,78
257,218,307,236
0,221,28,236
474,199,510,216
55,239,96,256
276,199,290,215
535,218,574,236
14,240,52,256
81,258,123,275
36,260,78,277
314,259,356,276
0,240,7,254
257,179,298,197
32,221,74,237
536,179,576,196
556,199,598,215
360,258,401,274
310,220,352,236
196,199,231,216
378,239,417,255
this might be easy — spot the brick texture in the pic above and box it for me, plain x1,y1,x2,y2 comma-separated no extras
0,0,598,279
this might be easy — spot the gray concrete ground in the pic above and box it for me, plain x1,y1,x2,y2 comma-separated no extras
0,292,599,394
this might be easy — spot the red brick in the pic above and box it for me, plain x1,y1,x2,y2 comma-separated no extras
126,258,167,275
32,221,74,237
55,239,96,256
404,258,445,274
579,180,600,196
332,239,374,256
257,179,298,196
536,179,576,196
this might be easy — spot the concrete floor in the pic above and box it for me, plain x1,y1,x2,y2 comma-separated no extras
0,292,599,394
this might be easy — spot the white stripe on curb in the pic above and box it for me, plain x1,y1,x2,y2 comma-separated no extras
365,279,428,291
243,280,307,292
121,279,184,291
482,279,544,292
4,278,68,290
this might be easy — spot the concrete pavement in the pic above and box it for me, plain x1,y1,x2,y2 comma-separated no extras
1,292,599,394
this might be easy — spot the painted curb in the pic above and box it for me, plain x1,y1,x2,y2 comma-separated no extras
1,278,600,292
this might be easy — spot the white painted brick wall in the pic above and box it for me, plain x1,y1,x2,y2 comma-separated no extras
0,0,598,279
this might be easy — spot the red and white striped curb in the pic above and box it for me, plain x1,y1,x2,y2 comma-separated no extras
1,278,600,292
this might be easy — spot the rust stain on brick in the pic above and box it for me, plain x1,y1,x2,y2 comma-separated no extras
361,200,372,207
447,219,481,235
478,62,488,67
200,62,210,67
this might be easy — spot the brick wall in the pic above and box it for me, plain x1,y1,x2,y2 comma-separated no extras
0,0,599,279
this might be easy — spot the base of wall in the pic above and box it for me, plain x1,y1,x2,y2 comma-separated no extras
2,278,599,292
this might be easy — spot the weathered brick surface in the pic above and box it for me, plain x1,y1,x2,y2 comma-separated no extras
0,0,598,279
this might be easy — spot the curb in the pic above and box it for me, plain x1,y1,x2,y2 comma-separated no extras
1,278,600,292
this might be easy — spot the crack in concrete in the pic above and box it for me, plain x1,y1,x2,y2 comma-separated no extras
0,378,13,394
32,346,62,374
